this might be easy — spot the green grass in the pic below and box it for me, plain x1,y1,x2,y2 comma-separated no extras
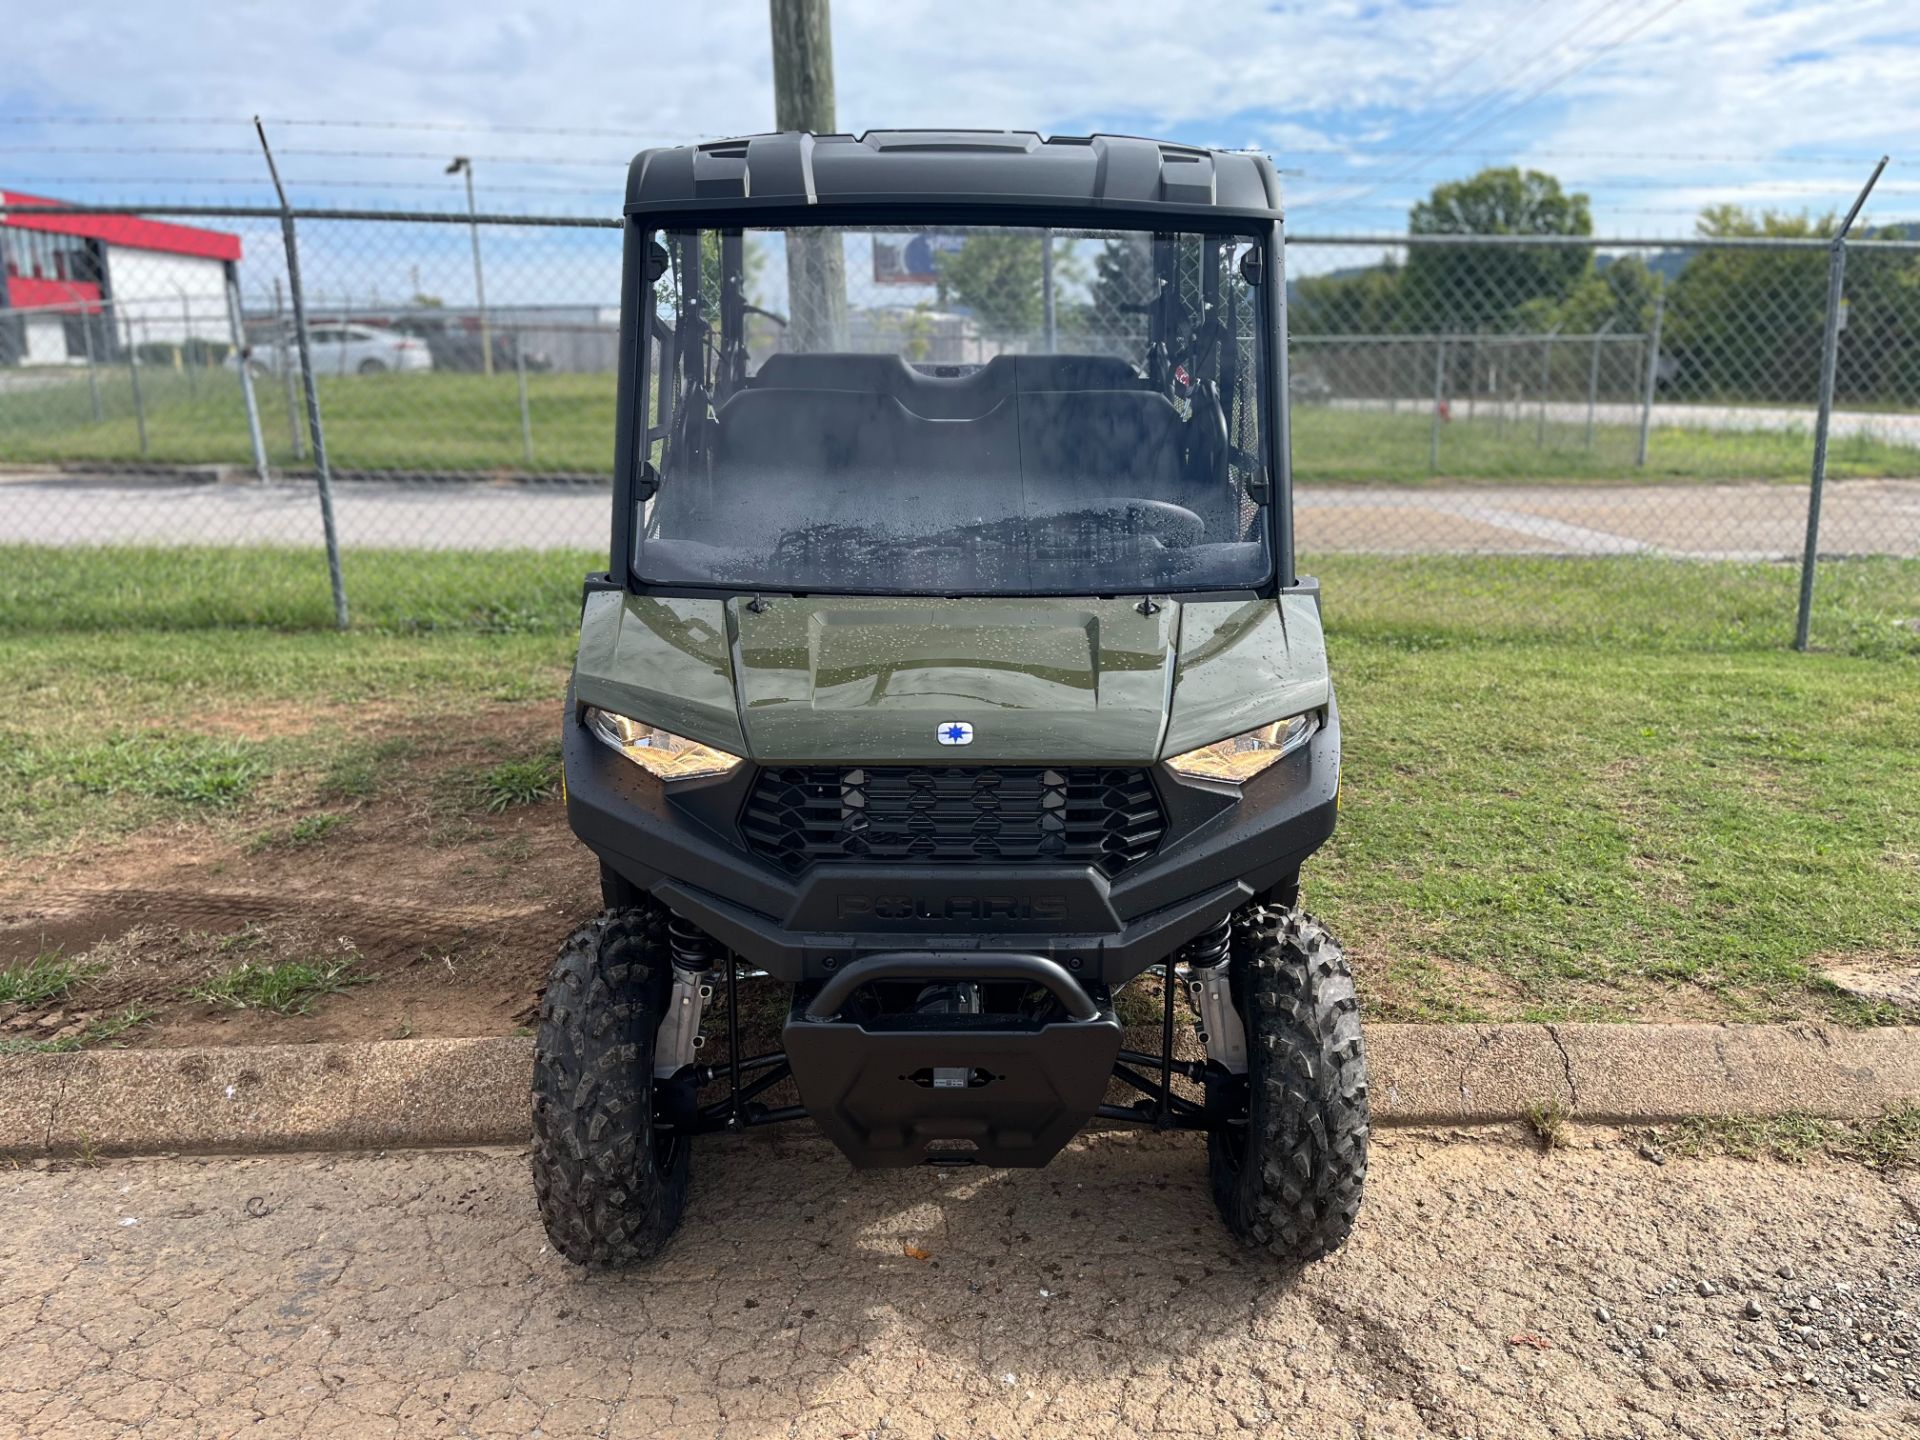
1,544,1916,1025
0,368,619,476
476,750,561,812
187,956,366,1015
6,366,1917,484
0,1005,156,1056
1,727,277,851
1315,624,1920,1022
1642,1108,1920,1168
0,950,95,1006
1523,1098,1572,1151
58,732,271,806
250,812,344,851
0,543,593,634
1309,552,1920,661
1291,404,1920,484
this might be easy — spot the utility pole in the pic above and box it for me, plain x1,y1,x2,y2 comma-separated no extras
770,0,847,351
447,156,494,375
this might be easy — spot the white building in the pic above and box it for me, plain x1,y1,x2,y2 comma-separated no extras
0,190,243,366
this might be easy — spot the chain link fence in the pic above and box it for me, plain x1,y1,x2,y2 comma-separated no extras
3,200,1917,641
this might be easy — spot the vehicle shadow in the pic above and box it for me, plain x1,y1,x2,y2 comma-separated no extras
548,1125,1342,1416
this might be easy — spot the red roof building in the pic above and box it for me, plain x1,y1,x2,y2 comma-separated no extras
1,191,245,365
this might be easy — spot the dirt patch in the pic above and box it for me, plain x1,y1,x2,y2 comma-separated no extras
1819,954,1920,1015
0,701,593,1050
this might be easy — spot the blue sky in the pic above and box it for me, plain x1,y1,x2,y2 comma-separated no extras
3,0,1915,304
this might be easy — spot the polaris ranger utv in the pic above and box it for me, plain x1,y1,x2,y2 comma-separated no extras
535,130,1367,1267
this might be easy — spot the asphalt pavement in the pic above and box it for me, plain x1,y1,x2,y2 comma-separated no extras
4,471,1919,558
4,1128,1917,1438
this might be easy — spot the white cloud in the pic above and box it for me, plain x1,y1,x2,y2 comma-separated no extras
0,0,1911,236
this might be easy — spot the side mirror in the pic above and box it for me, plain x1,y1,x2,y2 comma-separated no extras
1238,247,1264,287
646,240,670,283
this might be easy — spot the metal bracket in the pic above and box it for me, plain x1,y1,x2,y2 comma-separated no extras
653,966,712,1078
1188,960,1248,1075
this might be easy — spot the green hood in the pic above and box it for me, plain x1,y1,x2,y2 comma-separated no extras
730,597,1174,763
572,592,1328,766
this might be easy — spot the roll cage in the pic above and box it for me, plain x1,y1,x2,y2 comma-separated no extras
602,133,1298,595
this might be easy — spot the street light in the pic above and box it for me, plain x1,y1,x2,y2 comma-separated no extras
446,156,494,375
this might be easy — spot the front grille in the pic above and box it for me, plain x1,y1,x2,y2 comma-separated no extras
742,766,1166,878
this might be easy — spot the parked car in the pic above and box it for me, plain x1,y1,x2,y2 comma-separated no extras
234,323,433,377
390,316,550,373
1289,363,1334,404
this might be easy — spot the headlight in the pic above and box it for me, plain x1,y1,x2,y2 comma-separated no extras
1166,712,1319,784
583,707,742,780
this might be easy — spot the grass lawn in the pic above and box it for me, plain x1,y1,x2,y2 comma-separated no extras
6,366,1918,483
2,546,1916,1026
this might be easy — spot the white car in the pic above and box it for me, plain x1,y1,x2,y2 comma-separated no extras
238,323,433,376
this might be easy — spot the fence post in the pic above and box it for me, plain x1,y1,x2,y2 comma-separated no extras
1585,318,1614,451
1795,156,1888,651
1041,229,1057,353
179,293,198,399
1535,328,1557,447
272,278,305,461
256,118,349,630
1635,288,1666,468
123,309,149,459
77,298,103,424
1428,336,1447,475
515,327,534,465
223,260,271,484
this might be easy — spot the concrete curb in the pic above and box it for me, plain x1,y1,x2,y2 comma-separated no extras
3,1024,1915,1158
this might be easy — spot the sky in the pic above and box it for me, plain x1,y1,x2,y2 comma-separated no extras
2,0,1915,306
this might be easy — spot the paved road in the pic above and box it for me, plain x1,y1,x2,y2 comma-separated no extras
4,1128,1917,1438
5,472,1919,558
1327,397,1920,447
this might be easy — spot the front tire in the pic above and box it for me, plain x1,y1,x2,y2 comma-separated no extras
531,907,690,1265
1208,906,1369,1264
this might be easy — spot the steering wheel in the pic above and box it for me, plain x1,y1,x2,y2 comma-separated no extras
1029,499,1205,548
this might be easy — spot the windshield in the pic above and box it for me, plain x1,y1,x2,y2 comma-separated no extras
635,224,1272,595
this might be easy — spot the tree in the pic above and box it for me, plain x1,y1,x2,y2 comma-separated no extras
1520,254,1659,336
1292,261,1405,337
1404,167,1593,331
1077,232,1155,356
1665,207,1833,401
935,231,1044,340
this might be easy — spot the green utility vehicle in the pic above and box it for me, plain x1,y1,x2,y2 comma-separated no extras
534,131,1367,1266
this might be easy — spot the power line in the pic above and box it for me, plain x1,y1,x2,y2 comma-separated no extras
1423,0,1693,162
0,113,702,141
4,175,616,195
1277,145,1884,167
1370,0,1630,170
1289,171,1920,195
1299,0,1691,212
1404,0,1559,109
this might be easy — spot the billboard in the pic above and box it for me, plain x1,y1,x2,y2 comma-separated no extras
872,231,967,286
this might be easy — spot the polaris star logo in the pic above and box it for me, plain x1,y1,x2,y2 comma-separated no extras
937,721,974,746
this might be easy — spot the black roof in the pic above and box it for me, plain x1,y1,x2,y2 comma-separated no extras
625,131,1281,225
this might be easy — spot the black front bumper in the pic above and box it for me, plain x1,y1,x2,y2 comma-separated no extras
564,697,1338,986
782,952,1124,1167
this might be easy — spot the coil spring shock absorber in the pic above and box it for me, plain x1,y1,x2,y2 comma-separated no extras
668,912,716,973
655,912,716,1078
1183,916,1247,1074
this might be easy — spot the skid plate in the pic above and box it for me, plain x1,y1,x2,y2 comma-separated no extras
782,1001,1122,1168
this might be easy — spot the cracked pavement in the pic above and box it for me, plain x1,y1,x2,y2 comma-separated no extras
3,1128,1918,1438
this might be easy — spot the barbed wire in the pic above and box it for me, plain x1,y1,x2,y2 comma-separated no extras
0,114,1887,170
